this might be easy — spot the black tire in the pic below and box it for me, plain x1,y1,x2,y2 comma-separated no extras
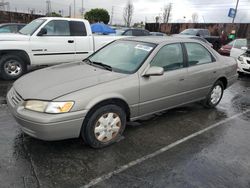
82,104,126,148
203,80,224,109
0,54,27,80
238,71,244,77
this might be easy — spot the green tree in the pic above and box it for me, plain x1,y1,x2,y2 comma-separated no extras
84,8,110,24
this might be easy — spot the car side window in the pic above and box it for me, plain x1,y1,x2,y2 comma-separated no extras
70,21,87,36
150,43,184,71
234,39,247,49
185,43,213,66
123,30,132,36
0,26,11,33
43,20,70,36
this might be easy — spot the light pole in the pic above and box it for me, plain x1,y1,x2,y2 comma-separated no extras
232,0,239,23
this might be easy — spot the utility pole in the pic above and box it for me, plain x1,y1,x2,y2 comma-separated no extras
73,0,76,18
110,6,114,25
46,0,51,16
232,0,239,23
69,5,71,18
81,0,84,17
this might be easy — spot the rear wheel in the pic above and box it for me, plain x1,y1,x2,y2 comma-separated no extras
203,80,224,108
82,104,126,148
0,54,27,80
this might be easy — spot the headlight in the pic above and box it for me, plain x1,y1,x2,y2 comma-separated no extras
238,56,244,61
24,100,74,114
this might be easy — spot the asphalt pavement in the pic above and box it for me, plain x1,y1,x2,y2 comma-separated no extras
0,74,250,188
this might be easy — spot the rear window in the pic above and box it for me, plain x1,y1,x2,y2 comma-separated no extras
70,21,87,36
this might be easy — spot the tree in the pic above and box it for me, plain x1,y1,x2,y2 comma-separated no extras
46,12,62,17
84,8,110,24
192,13,199,23
162,3,172,23
123,1,134,27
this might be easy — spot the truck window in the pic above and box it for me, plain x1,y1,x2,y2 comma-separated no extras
43,20,70,36
70,21,87,36
234,39,247,49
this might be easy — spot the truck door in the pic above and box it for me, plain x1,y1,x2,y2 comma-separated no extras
69,21,93,61
30,20,76,65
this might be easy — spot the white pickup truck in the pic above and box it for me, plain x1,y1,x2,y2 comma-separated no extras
0,17,124,80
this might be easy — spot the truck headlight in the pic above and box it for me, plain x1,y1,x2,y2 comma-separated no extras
24,100,74,114
238,56,244,61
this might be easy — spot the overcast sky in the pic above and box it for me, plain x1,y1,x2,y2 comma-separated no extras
4,0,250,24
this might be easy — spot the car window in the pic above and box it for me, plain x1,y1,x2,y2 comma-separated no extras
151,43,184,71
43,20,70,36
89,41,156,74
0,25,17,33
0,26,11,33
234,39,247,49
123,30,132,36
70,21,86,36
18,25,25,31
133,30,142,36
185,43,213,66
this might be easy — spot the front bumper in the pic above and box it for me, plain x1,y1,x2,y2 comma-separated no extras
7,88,88,141
237,60,250,74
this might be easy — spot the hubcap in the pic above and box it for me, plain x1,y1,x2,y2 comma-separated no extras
4,60,22,76
210,85,222,104
94,113,121,142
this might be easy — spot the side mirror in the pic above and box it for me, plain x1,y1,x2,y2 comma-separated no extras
143,66,164,77
37,28,47,36
196,33,200,37
241,46,248,51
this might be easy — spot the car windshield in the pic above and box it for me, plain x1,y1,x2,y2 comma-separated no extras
180,29,197,35
19,19,46,35
88,40,156,74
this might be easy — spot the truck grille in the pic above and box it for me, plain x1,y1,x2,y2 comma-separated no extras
9,89,23,106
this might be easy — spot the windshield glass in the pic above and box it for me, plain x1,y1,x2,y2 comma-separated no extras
180,29,197,35
89,40,156,74
19,19,46,35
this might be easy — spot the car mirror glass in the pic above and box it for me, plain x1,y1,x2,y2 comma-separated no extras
37,28,47,36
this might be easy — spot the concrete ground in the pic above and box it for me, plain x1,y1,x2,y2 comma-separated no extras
0,74,250,188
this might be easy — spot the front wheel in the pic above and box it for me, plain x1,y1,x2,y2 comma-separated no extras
0,54,27,80
203,80,224,108
82,105,126,148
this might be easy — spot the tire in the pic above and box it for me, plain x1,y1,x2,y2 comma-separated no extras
238,71,244,77
0,54,27,80
82,104,126,148
203,80,224,109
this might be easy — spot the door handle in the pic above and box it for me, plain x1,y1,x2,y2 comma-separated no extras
179,78,185,81
213,71,217,74
68,40,74,43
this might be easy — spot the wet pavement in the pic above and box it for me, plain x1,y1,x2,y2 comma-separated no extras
0,74,250,188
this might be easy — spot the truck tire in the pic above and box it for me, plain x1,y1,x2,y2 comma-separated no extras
0,54,27,80
82,104,126,148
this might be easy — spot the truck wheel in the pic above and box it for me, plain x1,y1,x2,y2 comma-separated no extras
203,80,224,109
0,54,27,80
82,104,126,148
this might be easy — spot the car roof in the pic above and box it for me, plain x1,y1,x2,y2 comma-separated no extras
121,36,198,45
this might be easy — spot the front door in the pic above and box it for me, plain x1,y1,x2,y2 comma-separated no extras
139,43,189,116
30,20,76,65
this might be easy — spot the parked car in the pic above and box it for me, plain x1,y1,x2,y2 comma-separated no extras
218,40,234,56
7,37,237,148
179,28,221,50
237,51,250,75
0,23,26,33
0,17,126,80
173,34,213,48
115,28,150,36
150,32,167,36
230,38,247,59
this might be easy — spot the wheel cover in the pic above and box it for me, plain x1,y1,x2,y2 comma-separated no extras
210,85,222,104
4,60,22,76
94,112,121,143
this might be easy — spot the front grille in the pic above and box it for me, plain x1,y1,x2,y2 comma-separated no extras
10,89,23,106
243,68,250,73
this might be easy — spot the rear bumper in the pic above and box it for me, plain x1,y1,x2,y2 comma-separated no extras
7,88,87,141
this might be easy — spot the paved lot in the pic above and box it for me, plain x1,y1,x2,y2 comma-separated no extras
0,75,250,188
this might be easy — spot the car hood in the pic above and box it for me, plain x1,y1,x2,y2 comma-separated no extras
0,33,30,41
14,62,127,100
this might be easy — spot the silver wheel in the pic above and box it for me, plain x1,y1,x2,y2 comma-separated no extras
210,85,222,104
4,60,22,76
94,113,121,143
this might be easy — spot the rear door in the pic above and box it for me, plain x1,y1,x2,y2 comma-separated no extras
70,21,93,61
139,43,189,116
184,42,219,100
30,20,76,65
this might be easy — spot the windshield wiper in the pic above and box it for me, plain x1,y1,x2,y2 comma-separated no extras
84,58,112,71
